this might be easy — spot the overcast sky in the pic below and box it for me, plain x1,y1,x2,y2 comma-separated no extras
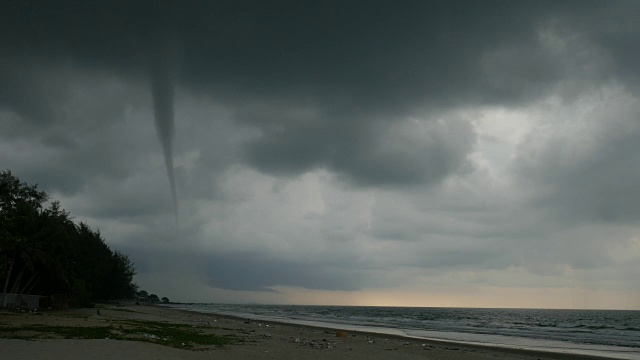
2,1,640,309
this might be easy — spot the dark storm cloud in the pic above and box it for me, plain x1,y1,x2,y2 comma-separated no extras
239,108,476,186
5,0,634,187
123,245,361,292
199,252,361,292
0,63,147,195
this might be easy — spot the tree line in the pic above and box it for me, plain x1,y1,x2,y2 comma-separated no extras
135,290,170,304
0,170,137,307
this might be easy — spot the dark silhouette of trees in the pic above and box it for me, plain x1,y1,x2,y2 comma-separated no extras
0,170,138,307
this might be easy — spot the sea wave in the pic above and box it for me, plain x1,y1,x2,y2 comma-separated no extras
170,304,640,359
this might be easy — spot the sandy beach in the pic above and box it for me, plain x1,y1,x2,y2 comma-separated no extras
0,304,618,360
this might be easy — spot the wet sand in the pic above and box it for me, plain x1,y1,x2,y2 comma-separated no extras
0,304,617,360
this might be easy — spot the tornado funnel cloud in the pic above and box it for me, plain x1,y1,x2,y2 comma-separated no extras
150,44,178,224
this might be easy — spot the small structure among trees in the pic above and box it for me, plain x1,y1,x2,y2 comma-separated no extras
0,170,138,308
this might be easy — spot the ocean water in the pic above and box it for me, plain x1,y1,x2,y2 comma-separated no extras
171,304,640,359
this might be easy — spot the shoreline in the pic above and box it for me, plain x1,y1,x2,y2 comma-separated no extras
167,305,629,360
1,304,635,360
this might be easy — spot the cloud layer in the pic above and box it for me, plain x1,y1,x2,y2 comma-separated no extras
2,1,640,308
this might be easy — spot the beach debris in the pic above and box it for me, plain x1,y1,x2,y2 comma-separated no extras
302,340,339,350
422,344,436,351
291,336,339,350
335,331,348,337
143,333,160,340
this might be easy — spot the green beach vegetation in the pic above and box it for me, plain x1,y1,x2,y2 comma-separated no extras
0,170,137,307
0,318,236,348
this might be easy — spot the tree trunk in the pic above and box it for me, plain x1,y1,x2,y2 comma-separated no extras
25,275,41,295
9,267,24,294
19,271,38,295
2,256,15,308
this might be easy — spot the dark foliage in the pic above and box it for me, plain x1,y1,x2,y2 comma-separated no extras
0,170,138,306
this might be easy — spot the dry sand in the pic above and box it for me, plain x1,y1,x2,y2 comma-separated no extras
0,304,615,360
